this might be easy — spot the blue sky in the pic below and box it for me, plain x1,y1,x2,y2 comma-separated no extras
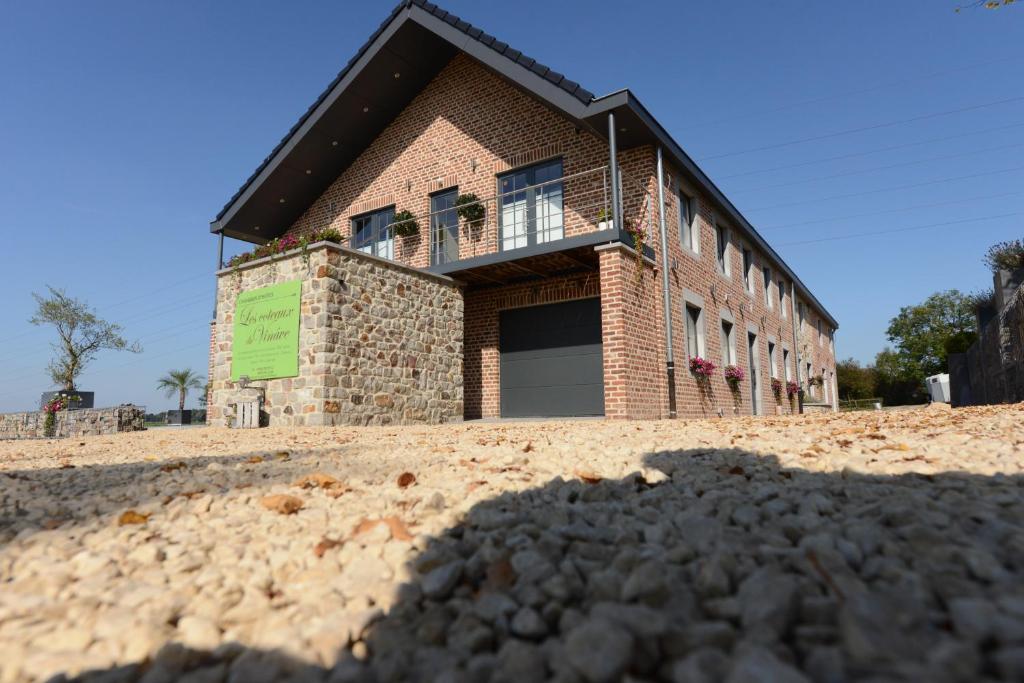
0,1,1021,413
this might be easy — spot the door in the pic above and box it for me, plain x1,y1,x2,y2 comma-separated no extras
430,189,459,266
498,159,564,251
499,298,604,417
747,331,761,415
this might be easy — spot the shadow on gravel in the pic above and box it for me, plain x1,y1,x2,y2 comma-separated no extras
49,447,1024,682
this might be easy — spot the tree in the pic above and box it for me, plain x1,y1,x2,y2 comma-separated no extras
836,358,877,400
30,286,140,391
956,0,1017,11
885,290,976,380
157,369,204,412
874,348,928,406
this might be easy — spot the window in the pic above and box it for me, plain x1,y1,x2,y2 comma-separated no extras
817,319,823,346
742,248,754,293
679,191,698,253
768,341,777,378
351,206,395,259
499,158,563,251
779,280,787,318
685,303,704,358
430,188,459,266
798,302,806,331
783,348,791,381
720,319,736,366
763,267,773,309
715,222,729,275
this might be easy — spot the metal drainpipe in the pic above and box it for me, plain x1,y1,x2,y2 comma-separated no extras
213,231,224,320
608,113,621,233
789,280,802,413
655,147,676,418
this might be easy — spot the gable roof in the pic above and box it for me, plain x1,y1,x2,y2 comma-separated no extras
209,0,838,329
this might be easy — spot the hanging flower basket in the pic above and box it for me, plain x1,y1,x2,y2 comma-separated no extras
392,210,420,238
809,375,824,388
689,356,716,381
786,380,800,398
771,377,783,398
455,194,486,228
724,365,745,390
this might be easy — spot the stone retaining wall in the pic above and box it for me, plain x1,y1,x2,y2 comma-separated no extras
951,277,1024,407
0,405,146,440
209,242,464,426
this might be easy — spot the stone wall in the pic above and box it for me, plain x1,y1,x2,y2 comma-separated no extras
951,275,1024,407
0,405,145,440
209,242,463,426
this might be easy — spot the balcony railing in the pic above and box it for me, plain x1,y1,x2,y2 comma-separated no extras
347,165,658,272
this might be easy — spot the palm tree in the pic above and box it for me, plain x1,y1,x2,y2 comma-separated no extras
157,368,204,412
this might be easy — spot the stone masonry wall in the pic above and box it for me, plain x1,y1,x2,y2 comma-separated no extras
953,280,1024,406
0,405,145,440
210,243,463,426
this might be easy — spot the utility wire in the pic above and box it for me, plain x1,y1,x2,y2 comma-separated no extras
776,212,1020,247
717,122,1024,180
760,189,1024,231
746,165,1024,211
679,55,1019,132
698,96,1024,161
729,141,1024,193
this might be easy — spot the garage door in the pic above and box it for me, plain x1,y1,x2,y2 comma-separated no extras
499,298,604,417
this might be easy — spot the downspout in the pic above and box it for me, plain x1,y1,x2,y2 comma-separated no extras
789,281,802,413
608,113,622,232
655,147,676,418
213,231,224,320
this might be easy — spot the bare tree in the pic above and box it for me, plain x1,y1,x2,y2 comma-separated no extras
29,287,141,391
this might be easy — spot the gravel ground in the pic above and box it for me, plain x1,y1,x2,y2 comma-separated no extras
1,403,1022,683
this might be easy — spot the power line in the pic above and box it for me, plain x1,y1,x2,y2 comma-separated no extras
698,96,1024,161
716,122,1024,180
678,55,1019,132
746,165,1024,211
760,189,1024,231
729,141,1024,194
776,212,1020,247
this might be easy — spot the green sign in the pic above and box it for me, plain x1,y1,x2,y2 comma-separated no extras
231,280,301,381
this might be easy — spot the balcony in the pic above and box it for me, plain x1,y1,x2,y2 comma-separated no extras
347,165,657,286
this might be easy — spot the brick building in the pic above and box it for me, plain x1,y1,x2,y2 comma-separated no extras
208,0,838,423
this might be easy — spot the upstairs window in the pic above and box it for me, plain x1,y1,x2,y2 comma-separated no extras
678,191,698,253
685,303,705,358
742,248,754,293
715,222,729,275
499,158,563,251
720,319,736,366
768,341,778,378
779,280,788,318
351,206,395,260
817,319,823,346
763,266,773,309
783,348,791,381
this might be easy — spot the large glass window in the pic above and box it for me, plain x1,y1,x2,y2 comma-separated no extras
742,248,754,293
498,159,563,251
768,341,777,378
430,189,459,266
763,267,773,309
783,348,791,381
779,280,787,318
351,206,395,260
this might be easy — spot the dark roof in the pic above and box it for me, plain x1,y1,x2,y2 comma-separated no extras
213,0,592,224
209,0,839,329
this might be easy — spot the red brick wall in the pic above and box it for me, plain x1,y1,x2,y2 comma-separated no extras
284,53,610,266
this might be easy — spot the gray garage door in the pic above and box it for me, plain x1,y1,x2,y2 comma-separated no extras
499,298,604,418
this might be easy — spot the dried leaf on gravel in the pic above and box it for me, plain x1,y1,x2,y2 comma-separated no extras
484,557,517,591
466,480,487,493
246,456,264,464
160,462,186,473
261,494,304,515
118,510,150,526
522,442,534,453
351,516,414,542
294,472,342,490
397,472,416,488
313,537,342,558
575,469,602,484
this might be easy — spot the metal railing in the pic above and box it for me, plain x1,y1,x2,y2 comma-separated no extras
346,165,658,269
